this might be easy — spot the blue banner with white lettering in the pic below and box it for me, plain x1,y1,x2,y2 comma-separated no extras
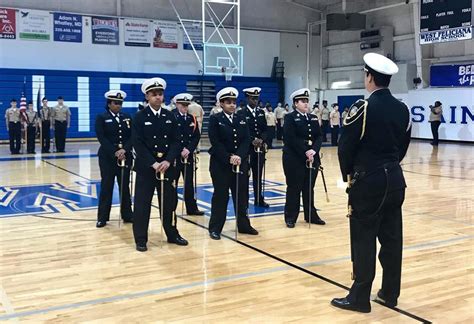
53,12,82,43
430,63,474,87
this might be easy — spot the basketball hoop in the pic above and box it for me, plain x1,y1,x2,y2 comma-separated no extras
222,66,233,82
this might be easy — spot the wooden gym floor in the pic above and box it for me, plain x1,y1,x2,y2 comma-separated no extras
0,140,472,323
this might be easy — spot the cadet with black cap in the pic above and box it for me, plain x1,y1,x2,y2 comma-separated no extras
132,77,188,252
173,93,204,216
95,90,134,228
237,87,269,208
52,96,71,153
331,53,411,313
40,97,53,153
208,87,258,240
5,99,22,154
282,88,326,228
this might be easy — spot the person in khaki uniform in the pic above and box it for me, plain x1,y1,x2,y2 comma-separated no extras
265,105,277,149
25,101,39,154
39,97,53,153
5,99,22,154
187,99,205,152
329,103,341,146
320,100,330,142
52,96,71,153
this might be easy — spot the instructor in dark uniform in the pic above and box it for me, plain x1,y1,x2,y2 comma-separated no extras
208,87,258,240
95,90,134,228
132,77,188,252
173,93,204,216
282,88,326,228
331,53,411,313
237,87,269,208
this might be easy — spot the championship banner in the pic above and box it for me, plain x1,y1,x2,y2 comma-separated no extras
53,12,82,43
19,9,51,41
0,8,16,39
430,63,474,87
124,19,150,47
91,16,119,45
152,20,178,49
420,26,472,45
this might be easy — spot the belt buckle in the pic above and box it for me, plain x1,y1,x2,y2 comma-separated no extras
157,152,164,158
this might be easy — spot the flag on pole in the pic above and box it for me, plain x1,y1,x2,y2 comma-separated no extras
36,81,42,115
19,77,27,122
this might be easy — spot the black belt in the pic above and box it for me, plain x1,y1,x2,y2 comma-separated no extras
349,161,399,223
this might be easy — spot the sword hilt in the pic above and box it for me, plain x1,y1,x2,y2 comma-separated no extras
117,158,126,168
156,171,169,181
232,164,241,174
306,159,314,169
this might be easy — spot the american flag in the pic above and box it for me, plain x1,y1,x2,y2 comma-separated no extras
19,77,27,122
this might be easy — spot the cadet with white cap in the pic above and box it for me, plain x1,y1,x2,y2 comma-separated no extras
172,93,204,216
282,88,325,228
132,77,188,252
95,90,134,228
331,53,411,313
236,87,269,208
207,87,258,240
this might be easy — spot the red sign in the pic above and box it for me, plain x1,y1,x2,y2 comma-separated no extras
0,8,16,39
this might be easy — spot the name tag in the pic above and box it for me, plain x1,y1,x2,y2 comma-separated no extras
105,119,113,123
311,118,318,121
189,123,195,127
145,121,152,125
166,120,172,124
295,118,301,121
218,122,224,126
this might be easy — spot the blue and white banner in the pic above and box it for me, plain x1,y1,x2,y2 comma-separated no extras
53,12,82,43
420,26,472,45
91,16,119,45
431,63,474,87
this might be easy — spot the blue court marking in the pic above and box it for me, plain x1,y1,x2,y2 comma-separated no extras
0,153,98,162
0,179,288,219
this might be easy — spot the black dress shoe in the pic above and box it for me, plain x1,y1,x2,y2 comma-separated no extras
306,217,326,225
286,222,295,228
375,290,397,307
136,244,147,252
187,210,205,216
168,235,188,246
209,231,221,240
238,227,259,235
256,201,269,208
96,221,107,228
330,298,371,313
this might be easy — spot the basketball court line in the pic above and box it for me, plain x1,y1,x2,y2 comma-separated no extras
9,153,471,322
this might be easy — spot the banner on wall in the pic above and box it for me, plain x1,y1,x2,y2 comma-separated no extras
402,89,474,142
431,63,474,87
182,22,202,51
91,16,119,45
124,19,150,47
152,20,178,49
19,9,51,41
53,12,82,43
420,26,472,45
0,8,16,39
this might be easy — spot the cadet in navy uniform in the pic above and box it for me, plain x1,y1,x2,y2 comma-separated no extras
132,77,188,252
237,87,269,208
331,53,411,313
173,93,204,216
95,90,134,228
208,87,258,240
282,88,326,228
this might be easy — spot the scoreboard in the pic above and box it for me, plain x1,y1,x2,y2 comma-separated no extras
420,0,472,44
